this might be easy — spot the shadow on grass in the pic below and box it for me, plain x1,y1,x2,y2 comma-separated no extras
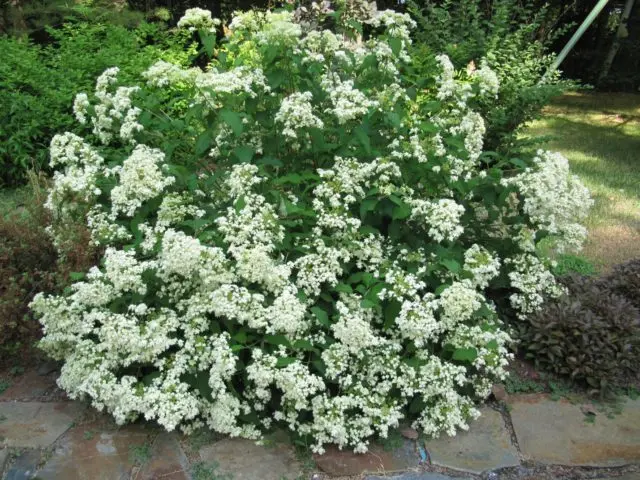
529,116,640,199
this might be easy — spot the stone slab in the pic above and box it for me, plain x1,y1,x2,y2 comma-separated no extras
0,370,58,401
594,474,640,480
366,473,473,480
0,448,9,474
139,432,190,480
314,440,421,476
422,407,519,474
34,423,152,480
5,450,41,480
0,402,83,448
509,394,640,466
200,437,303,480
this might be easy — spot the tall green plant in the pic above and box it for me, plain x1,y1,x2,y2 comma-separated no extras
0,20,193,186
407,0,576,151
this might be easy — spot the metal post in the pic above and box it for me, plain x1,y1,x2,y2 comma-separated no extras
547,0,611,74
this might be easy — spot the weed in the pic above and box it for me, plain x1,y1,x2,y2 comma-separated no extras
187,428,222,452
380,428,404,452
0,379,10,394
504,375,545,395
83,430,95,440
129,442,152,465
191,461,233,480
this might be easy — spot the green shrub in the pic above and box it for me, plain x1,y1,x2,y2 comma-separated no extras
30,7,591,452
0,20,193,186
407,0,575,152
517,274,640,394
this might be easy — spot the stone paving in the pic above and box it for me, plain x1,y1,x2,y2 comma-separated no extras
1,369,639,480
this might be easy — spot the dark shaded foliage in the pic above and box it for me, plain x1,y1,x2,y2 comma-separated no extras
517,273,640,395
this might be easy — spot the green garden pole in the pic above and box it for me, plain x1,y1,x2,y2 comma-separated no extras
547,0,611,74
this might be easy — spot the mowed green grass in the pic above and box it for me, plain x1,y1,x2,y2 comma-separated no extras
527,92,640,270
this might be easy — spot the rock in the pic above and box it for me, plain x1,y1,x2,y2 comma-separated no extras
0,448,8,474
34,423,153,480
138,433,190,480
0,370,57,401
0,402,83,448
594,473,640,480
400,427,419,440
200,437,303,480
492,384,508,402
366,473,473,480
314,440,421,476
509,394,640,466
5,450,41,480
422,407,519,474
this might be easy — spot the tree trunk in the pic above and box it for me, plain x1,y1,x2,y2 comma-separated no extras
599,0,637,83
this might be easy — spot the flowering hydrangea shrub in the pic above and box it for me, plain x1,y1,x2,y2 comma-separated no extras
31,6,591,453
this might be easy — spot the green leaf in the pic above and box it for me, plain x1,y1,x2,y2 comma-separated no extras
360,298,377,309
335,283,353,294
220,110,244,136
311,306,330,327
69,272,85,281
257,156,283,167
293,339,314,350
384,300,402,330
392,202,411,220
195,131,212,156
389,37,403,56
360,198,378,219
440,258,461,273
233,145,254,163
267,69,287,89
409,396,425,414
265,335,289,346
142,371,161,386
200,33,216,56
275,357,297,368
354,127,371,154
452,347,478,362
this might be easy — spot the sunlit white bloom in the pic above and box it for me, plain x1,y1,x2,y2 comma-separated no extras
177,7,221,32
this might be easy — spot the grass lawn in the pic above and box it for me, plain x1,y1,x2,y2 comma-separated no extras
527,92,640,271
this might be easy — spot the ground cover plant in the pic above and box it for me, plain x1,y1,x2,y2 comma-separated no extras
31,5,591,453
518,273,640,395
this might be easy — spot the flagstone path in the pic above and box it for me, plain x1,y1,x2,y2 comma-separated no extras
1,368,639,480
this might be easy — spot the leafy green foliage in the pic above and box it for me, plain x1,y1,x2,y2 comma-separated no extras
517,274,640,395
407,0,575,152
551,254,597,277
0,20,192,186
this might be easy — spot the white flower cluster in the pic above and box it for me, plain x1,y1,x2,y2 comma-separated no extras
464,244,501,288
503,150,592,252
409,198,465,242
321,73,378,124
34,7,589,455
177,7,221,32
506,254,565,318
275,92,324,139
